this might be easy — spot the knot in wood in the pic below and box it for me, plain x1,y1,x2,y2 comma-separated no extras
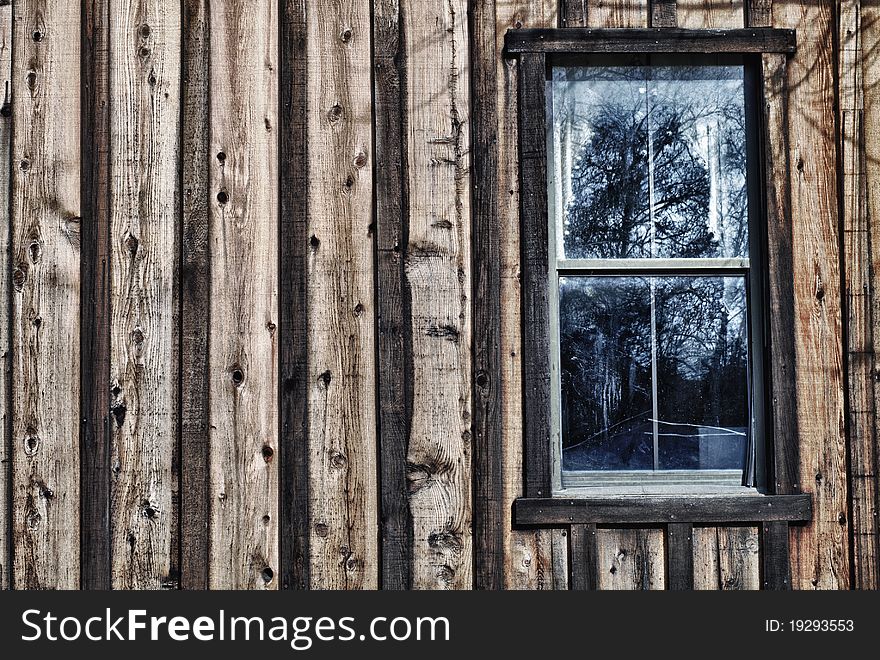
314,522,329,537
19,158,31,171
328,103,344,123
131,327,145,345
319,370,332,387
340,27,352,43
329,451,346,469
261,567,274,584
353,151,368,169
140,24,151,38
261,445,274,463
12,266,26,291
23,430,41,457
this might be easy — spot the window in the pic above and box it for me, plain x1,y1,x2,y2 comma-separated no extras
547,55,765,492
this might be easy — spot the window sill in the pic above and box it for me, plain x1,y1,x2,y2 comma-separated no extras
513,493,812,526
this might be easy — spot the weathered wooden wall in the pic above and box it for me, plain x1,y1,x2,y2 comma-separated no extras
0,0,876,589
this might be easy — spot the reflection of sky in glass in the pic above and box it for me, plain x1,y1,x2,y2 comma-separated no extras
551,59,748,261
559,276,749,472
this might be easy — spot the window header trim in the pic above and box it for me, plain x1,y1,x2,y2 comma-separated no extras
504,28,797,55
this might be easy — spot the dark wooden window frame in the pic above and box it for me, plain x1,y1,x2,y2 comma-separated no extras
506,28,809,589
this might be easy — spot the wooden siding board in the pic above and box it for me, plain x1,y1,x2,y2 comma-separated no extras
597,528,665,590
402,0,473,590
591,0,649,28
666,523,694,590
108,0,180,591
677,0,743,28
279,0,310,592
472,0,504,590
775,0,850,590
305,0,378,590
693,526,760,589
11,0,82,589
747,0,771,28
0,0,10,591
374,0,412,591
762,520,790,589
208,0,279,590
180,0,210,591
497,0,563,590
650,0,677,28
860,0,880,592
569,523,598,590
81,0,111,591
561,0,587,27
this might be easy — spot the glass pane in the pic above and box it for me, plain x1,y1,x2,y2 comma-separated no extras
560,275,749,473
551,57,748,260
560,276,654,471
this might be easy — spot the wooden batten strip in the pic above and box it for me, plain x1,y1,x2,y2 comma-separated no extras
569,524,598,590
279,0,311,592
562,1,588,27
666,523,694,590
472,0,505,590
518,52,552,500
0,0,11,591
80,0,111,591
761,521,790,589
180,0,210,591
650,0,678,28
747,0,772,28
374,0,413,591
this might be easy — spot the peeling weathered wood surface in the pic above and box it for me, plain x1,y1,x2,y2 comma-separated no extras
208,0,279,590
403,0,473,590
11,0,82,589
0,0,11,591
678,0,742,28
108,0,180,591
305,0,378,590
496,0,565,590
693,526,760,589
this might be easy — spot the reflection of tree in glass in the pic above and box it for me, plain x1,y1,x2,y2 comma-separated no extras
559,67,747,260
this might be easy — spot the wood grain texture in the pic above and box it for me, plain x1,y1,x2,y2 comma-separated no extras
0,0,10,591
562,0,587,26
11,0,82,590
108,0,180,591
403,0,473,589
180,0,210,590
775,0,850,590
374,0,413,591
208,0,279,590
693,526,760,589
650,0,677,27
279,0,310,591
305,0,377,590
472,0,503,589
677,0,743,28
497,0,564,590
762,520,790,589
666,523,693,589
590,0,649,27
747,0,771,27
860,0,880,592
81,0,111,590
596,528,665,590
569,523,598,590
841,0,879,590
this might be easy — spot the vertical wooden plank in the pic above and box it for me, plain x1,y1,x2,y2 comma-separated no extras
693,526,760,590
561,1,587,26
403,0,473,589
108,0,180,592
569,524,598,590
472,0,503,592
497,0,565,590
650,0,677,27
209,0,279,590
597,528,665,590
666,523,693,590
305,0,377,590
180,0,209,590
0,0,10,591
81,0,111,590
774,0,850,590
11,0,82,589
279,0,310,591
746,0,771,27
677,0,743,28
590,0,649,28
841,0,880,592
762,521,790,590
518,51,551,501
861,0,880,593
374,0,412,591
